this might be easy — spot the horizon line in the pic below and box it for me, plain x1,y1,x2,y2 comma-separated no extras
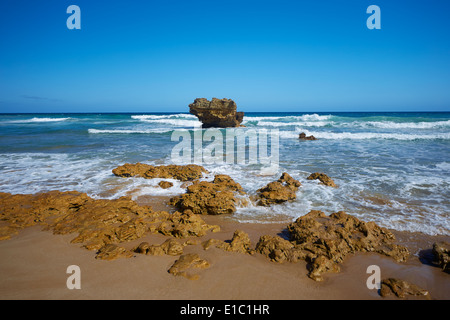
1,110,450,115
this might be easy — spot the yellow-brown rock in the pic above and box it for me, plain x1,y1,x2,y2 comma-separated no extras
157,210,220,237
306,172,337,187
168,253,210,280
202,230,255,255
255,235,309,263
169,174,243,215
189,97,244,128
432,241,450,274
112,163,208,181
380,278,430,299
256,172,301,206
287,210,409,280
299,132,317,140
134,239,184,256
307,255,340,282
255,210,409,281
95,244,133,261
0,191,219,261
158,181,174,189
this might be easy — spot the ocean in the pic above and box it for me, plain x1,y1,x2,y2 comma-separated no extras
0,112,449,236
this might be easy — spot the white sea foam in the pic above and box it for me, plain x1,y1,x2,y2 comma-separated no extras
435,162,450,171
256,121,331,127
88,128,174,134
280,129,450,140
131,114,197,120
243,116,450,131
8,117,72,123
138,119,202,127
353,120,450,129
244,114,333,122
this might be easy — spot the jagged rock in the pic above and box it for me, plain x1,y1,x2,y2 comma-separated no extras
256,172,301,206
169,174,244,215
255,235,308,263
256,210,409,281
134,239,184,256
134,242,151,254
380,278,430,299
202,230,255,255
226,230,254,254
286,210,409,281
299,132,317,140
112,163,207,181
189,98,244,128
307,256,340,282
156,210,220,237
0,191,153,247
0,225,19,241
210,174,244,192
95,244,133,261
0,191,219,256
307,172,337,188
158,181,174,189
168,253,210,280
432,241,450,273
114,218,148,242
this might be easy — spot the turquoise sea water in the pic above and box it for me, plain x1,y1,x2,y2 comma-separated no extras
0,112,449,235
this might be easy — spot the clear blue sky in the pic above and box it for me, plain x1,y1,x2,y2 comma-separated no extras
0,0,449,113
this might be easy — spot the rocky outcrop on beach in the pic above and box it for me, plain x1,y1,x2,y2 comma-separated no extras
256,210,410,281
0,191,219,260
134,239,185,256
202,230,255,255
0,170,416,284
256,172,301,206
189,98,245,128
255,235,303,263
380,278,430,299
299,132,317,140
95,244,133,261
432,241,450,273
168,253,210,280
155,210,220,237
169,174,244,215
112,163,208,181
288,210,409,280
307,172,337,188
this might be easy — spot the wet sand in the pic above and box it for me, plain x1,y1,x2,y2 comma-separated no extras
0,200,448,300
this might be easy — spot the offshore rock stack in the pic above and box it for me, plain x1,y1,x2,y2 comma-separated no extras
189,98,245,128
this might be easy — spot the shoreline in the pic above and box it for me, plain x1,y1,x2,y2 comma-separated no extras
0,194,448,300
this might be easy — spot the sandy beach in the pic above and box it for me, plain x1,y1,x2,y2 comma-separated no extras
0,195,448,300
2,0,450,306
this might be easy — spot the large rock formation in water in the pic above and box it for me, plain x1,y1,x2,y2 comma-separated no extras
189,98,244,128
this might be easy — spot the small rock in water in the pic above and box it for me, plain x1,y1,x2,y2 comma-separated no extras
299,132,317,140
307,172,337,188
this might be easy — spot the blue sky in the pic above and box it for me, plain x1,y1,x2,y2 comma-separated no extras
0,0,449,113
